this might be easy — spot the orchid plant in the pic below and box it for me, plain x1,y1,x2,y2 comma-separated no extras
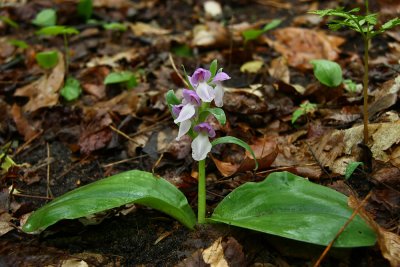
166,60,257,223
22,61,376,249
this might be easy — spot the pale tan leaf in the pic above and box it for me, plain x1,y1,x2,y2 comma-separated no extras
14,51,65,112
129,22,170,36
240,60,264,73
202,237,228,267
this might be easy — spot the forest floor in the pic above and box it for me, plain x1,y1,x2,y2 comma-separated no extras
0,0,399,266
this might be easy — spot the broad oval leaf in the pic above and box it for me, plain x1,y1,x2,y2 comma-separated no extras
310,59,343,87
32,9,57,27
212,136,258,170
22,170,196,233
35,50,59,69
210,171,376,247
77,0,93,21
61,77,82,101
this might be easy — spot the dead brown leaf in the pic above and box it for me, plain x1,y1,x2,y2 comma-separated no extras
10,104,40,141
14,51,65,112
212,136,277,177
79,109,113,154
268,27,345,69
129,22,170,36
192,22,229,48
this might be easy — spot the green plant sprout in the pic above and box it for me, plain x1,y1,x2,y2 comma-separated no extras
310,59,342,87
104,71,138,90
102,22,127,32
344,79,362,94
31,8,57,27
36,25,79,71
242,19,281,43
35,50,59,69
22,61,376,249
345,161,364,179
0,15,19,28
310,1,400,144
77,0,93,21
8,39,29,50
60,77,82,101
291,101,317,124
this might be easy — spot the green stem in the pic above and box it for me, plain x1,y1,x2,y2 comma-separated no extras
362,37,369,145
197,159,206,224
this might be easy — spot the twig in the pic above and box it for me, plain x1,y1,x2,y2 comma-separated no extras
313,191,372,267
168,53,190,88
12,193,53,200
101,155,148,168
305,141,332,180
14,130,43,155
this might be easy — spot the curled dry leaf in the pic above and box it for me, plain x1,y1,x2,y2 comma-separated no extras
10,104,40,141
212,136,277,177
86,48,141,68
268,27,345,69
268,56,290,84
14,51,65,112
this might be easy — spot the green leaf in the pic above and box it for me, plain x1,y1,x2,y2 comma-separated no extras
199,108,226,125
61,77,82,101
310,59,343,87
210,171,376,247
103,22,127,31
381,17,400,31
291,108,306,124
32,9,57,27
212,136,258,170
8,39,29,49
22,170,196,233
166,90,181,106
78,0,93,21
262,19,281,32
104,71,135,85
35,50,59,69
36,26,79,36
242,19,281,43
0,15,19,28
345,161,363,180
0,153,17,175
209,59,218,78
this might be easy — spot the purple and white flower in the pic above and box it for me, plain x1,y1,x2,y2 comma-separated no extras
173,89,201,140
192,122,216,161
189,68,215,103
212,71,230,107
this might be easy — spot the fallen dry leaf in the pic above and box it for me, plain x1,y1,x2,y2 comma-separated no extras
14,51,65,112
212,136,277,177
268,56,290,83
268,27,345,69
10,104,40,141
192,22,229,48
129,22,170,36
202,237,228,267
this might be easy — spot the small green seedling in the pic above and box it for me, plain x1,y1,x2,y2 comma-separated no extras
77,0,93,21
60,77,82,101
104,71,137,89
310,59,343,87
292,101,317,124
36,25,79,72
345,161,364,179
103,22,127,31
310,1,400,144
32,8,57,27
8,39,29,50
0,153,17,175
242,19,281,43
0,15,19,28
344,79,362,94
35,50,59,69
